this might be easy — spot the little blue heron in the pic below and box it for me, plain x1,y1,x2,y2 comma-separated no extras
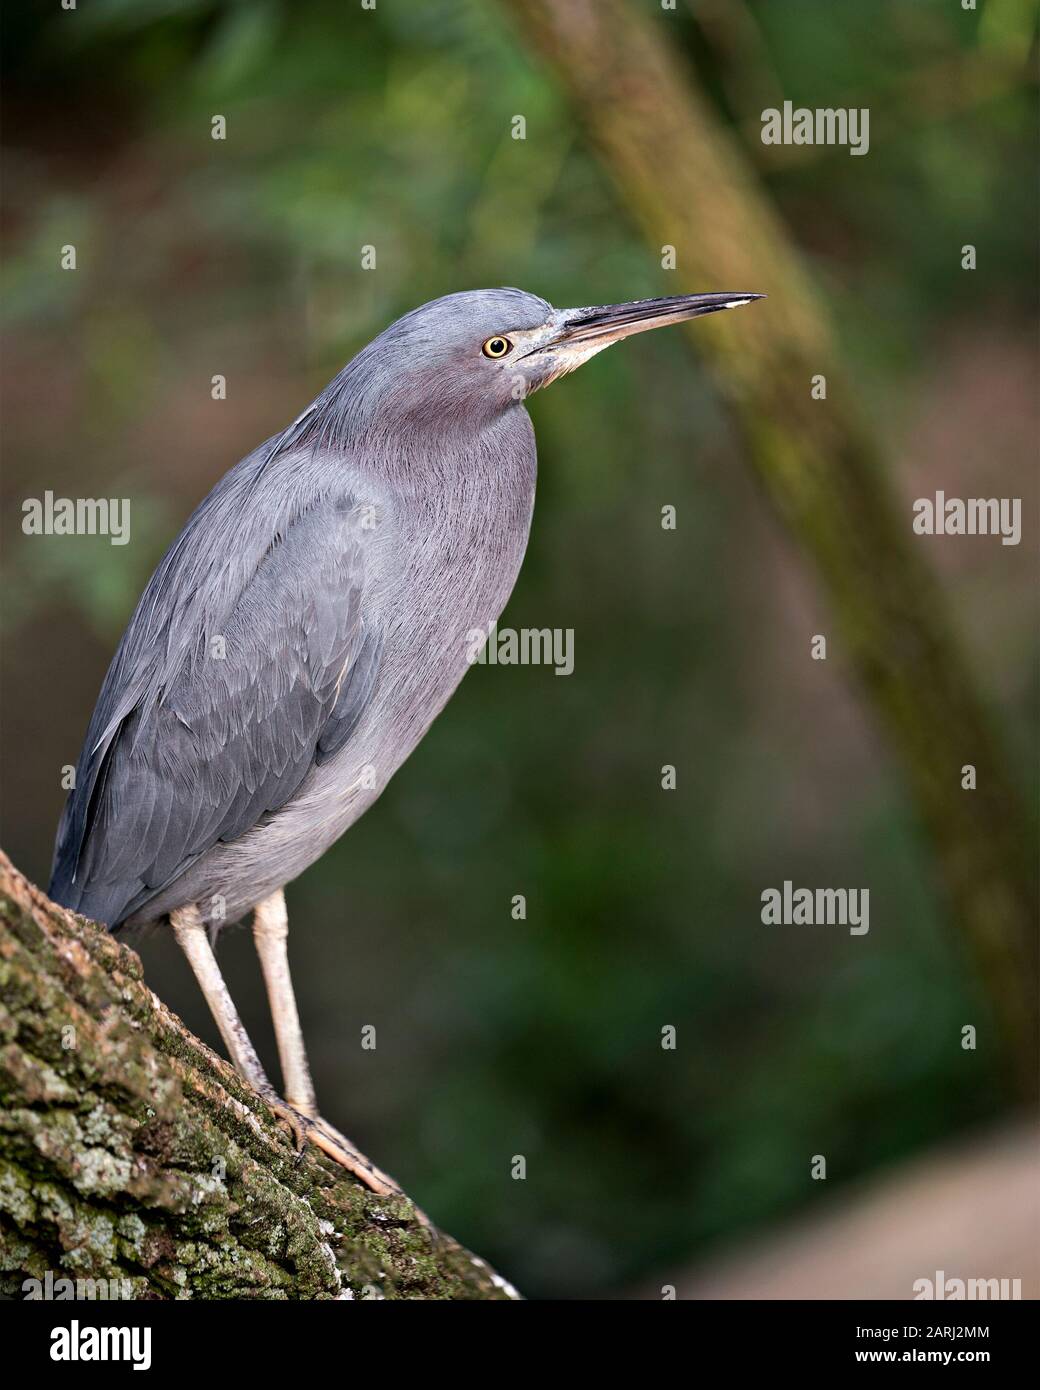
51,288,763,1192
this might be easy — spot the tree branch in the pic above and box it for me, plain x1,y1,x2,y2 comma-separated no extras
0,850,517,1300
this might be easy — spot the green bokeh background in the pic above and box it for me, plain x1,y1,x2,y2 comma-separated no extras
1,0,1035,1297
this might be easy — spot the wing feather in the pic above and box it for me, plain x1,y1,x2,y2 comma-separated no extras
50,480,383,927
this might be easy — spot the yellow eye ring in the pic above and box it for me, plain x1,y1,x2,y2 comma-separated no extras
481,335,512,359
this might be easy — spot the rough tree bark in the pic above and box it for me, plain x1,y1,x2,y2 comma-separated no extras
0,851,517,1300
507,0,1038,1095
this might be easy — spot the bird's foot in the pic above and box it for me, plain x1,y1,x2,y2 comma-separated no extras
308,1114,405,1199
263,1092,311,1155
263,1092,403,1198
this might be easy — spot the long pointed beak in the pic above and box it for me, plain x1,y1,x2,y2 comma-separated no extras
537,292,765,353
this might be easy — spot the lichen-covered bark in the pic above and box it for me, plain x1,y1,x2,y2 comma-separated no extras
0,850,517,1300
507,0,1038,1095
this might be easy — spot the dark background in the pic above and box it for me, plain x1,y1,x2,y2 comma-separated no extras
1,0,1036,1298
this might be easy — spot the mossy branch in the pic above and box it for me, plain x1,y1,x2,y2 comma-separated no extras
0,850,516,1300
507,0,1038,1096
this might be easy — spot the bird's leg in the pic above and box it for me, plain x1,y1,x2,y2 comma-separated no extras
172,904,318,1158
251,890,316,1116
171,903,278,1099
173,902,397,1194
252,890,402,1197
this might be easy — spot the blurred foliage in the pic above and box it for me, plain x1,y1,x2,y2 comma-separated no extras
1,0,1035,1296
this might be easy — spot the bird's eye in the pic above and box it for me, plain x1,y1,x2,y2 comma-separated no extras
481,336,512,358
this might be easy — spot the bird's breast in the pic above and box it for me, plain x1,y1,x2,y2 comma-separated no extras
378,429,537,742
286,417,538,845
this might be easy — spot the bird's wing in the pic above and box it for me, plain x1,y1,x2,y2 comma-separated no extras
51,481,383,927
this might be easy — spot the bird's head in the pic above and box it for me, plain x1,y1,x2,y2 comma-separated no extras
338,287,764,437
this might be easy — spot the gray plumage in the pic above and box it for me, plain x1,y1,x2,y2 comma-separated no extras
50,286,762,932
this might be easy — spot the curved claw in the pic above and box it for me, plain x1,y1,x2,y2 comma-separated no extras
264,1094,404,1200
308,1115,402,1198
266,1095,310,1156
